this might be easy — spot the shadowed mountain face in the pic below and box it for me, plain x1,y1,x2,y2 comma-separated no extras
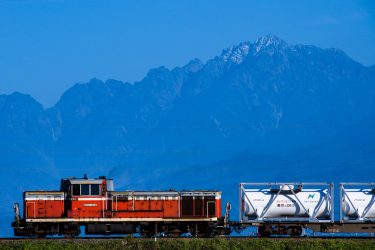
0,35,375,235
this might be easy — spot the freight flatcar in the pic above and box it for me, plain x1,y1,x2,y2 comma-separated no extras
237,182,375,237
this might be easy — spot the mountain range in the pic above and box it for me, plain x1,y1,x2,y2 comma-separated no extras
0,35,374,236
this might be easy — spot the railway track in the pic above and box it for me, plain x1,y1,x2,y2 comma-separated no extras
1,235,375,240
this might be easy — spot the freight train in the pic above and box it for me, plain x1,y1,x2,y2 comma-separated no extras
11,176,375,237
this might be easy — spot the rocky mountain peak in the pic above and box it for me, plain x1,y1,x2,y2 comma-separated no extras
183,58,203,73
254,35,288,52
221,42,251,64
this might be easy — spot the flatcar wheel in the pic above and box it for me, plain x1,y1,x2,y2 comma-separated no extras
140,232,152,238
63,233,77,239
207,232,216,238
288,226,302,237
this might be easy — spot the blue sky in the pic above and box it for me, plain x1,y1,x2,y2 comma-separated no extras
0,0,374,107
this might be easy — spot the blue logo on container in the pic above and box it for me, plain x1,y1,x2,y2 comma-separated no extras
308,194,315,199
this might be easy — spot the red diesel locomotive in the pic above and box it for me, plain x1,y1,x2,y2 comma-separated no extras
12,176,229,237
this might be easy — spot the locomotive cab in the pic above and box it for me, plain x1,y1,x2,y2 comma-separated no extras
60,176,114,218
60,175,114,195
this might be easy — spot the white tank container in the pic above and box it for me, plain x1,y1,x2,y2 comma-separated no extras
342,187,375,220
243,184,331,220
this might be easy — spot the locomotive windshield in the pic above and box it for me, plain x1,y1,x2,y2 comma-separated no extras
73,184,80,196
72,184,101,196
91,184,100,195
81,184,90,195
67,177,106,196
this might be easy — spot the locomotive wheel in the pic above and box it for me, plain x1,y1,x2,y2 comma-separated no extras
36,233,47,238
257,225,272,238
164,228,180,238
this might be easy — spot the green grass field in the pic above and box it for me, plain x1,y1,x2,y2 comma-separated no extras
1,238,375,250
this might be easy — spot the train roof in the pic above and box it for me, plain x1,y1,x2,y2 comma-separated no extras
69,179,104,184
62,175,113,185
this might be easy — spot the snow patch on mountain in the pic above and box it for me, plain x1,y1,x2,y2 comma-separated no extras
221,42,251,64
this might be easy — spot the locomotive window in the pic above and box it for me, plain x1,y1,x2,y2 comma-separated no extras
81,184,90,195
91,184,100,195
73,184,80,196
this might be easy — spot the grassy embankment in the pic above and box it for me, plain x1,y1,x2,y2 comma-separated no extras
1,237,375,250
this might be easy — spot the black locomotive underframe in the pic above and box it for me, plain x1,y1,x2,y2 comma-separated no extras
12,219,229,238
